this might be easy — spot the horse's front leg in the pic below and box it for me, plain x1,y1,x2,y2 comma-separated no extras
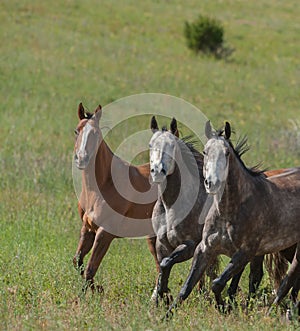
152,239,172,305
83,227,115,293
73,223,95,274
211,249,251,309
167,240,214,313
227,268,244,301
158,240,196,304
73,204,96,274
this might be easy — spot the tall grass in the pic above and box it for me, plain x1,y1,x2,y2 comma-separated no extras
0,0,299,329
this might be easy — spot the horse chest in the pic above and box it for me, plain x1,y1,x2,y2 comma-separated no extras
207,218,241,254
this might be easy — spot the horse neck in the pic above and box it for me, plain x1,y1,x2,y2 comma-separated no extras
160,148,200,208
160,163,181,207
221,151,260,214
81,138,114,191
95,139,114,186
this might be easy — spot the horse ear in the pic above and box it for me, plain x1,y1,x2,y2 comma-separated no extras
205,120,213,139
78,102,85,120
224,121,231,139
170,118,179,137
94,104,102,120
151,116,159,133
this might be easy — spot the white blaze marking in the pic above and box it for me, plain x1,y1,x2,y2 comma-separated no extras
78,123,92,157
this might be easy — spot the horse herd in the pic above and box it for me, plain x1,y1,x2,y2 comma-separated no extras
73,103,300,318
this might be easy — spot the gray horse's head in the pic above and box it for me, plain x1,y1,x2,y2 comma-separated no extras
149,116,179,183
203,121,231,194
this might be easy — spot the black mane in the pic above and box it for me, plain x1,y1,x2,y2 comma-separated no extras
218,131,266,178
179,134,204,178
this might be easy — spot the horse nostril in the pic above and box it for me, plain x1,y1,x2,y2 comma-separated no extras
204,179,211,188
151,168,155,173
161,168,166,175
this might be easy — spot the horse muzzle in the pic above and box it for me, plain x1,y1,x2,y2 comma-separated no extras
150,167,167,183
74,153,90,170
204,178,220,195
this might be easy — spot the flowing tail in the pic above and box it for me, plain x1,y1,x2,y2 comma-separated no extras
265,252,289,292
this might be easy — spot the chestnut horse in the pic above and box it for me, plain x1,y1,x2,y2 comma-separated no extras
73,103,159,290
168,121,300,314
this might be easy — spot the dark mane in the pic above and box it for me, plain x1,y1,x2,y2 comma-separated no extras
179,134,204,177
220,132,266,178
181,135,202,158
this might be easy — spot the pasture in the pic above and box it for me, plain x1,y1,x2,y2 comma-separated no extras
0,0,299,329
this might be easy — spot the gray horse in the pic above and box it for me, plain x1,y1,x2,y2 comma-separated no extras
149,116,218,303
168,121,300,314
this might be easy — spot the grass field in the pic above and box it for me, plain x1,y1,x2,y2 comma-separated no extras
0,0,299,329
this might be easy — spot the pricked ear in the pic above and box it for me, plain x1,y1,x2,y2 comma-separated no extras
151,116,159,133
94,104,102,120
170,117,179,137
78,102,85,120
205,120,213,139
224,121,231,140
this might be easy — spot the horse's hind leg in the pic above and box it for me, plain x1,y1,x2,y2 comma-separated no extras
158,240,196,302
273,243,300,307
83,227,115,292
293,277,300,316
227,255,263,303
147,236,160,273
291,277,299,304
248,255,264,298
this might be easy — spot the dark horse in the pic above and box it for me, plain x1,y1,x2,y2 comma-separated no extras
168,121,300,314
73,103,159,290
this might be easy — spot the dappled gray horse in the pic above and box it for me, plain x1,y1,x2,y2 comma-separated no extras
149,116,216,302
168,121,300,313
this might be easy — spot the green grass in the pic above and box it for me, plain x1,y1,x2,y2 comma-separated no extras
0,0,299,329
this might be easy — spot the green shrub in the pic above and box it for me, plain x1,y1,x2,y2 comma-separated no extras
184,15,224,56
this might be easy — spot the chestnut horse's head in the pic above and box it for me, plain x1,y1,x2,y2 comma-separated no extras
74,103,102,170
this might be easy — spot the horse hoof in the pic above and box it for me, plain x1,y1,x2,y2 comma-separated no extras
163,292,173,306
96,285,104,294
72,256,78,268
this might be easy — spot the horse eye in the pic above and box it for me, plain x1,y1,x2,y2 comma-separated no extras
203,150,207,155
74,129,79,136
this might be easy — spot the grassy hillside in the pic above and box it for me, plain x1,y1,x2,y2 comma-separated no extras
0,0,299,329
